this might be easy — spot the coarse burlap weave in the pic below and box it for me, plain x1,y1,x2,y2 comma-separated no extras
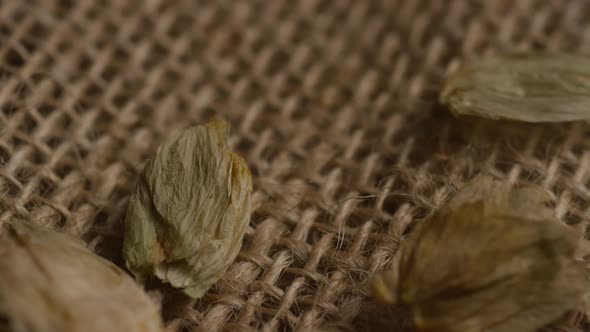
0,1,589,331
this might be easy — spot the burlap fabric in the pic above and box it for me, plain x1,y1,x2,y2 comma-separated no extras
1,1,589,331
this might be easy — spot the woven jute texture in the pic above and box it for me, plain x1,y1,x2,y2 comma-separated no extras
1,1,590,331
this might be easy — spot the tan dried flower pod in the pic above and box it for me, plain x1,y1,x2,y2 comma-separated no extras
371,176,588,332
0,219,163,332
440,53,590,122
123,119,252,298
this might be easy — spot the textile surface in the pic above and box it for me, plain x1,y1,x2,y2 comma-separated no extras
0,1,589,331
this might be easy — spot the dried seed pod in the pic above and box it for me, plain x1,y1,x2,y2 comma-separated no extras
440,53,590,122
123,119,252,298
0,219,163,332
371,176,588,332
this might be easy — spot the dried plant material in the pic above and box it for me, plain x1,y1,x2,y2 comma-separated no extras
440,53,590,122
370,176,588,332
0,219,163,332
123,119,252,298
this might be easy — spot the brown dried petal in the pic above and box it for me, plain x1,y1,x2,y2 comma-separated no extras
0,219,163,332
123,119,252,298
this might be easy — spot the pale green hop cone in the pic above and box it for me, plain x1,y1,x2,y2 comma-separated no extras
0,219,163,332
123,119,252,298
440,53,590,122
371,176,588,332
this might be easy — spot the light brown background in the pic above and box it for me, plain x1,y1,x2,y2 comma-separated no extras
0,1,588,331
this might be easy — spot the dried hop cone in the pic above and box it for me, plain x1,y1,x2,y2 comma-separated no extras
123,119,252,298
371,176,588,332
440,52,590,122
0,219,163,332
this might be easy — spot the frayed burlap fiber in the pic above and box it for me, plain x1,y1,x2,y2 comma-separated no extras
0,1,589,331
